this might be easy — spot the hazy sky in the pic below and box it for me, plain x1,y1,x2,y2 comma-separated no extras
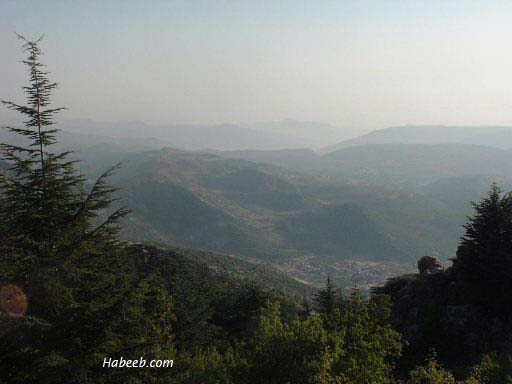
2,0,512,135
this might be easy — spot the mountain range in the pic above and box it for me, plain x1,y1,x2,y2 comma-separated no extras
322,124,512,152
57,118,344,151
3,120,511,287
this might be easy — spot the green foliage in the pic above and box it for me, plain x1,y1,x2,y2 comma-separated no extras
169,347,239,384
406,353,512,384
238,300,339,384
407,356,457,384
128,244,304,354
0,35,129,283
314,276,340,315
231,282,402,384
453,184,512,306
312,278,402,383
329,291,402,384
467,353,512,384
0,36,172,384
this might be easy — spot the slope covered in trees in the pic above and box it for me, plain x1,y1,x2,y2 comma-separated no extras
108,147,416,288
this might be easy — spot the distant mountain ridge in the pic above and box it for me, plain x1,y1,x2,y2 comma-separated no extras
322,125,512,153
219,143,512,187
58,118,342,151
320,143,512,186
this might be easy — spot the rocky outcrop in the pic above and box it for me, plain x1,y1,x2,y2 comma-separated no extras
375,256,512,371
417,256,444,276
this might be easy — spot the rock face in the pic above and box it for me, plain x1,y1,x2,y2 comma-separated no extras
376,256,512,371
417,256,444,276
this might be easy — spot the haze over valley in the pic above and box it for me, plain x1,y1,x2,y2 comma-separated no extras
3,119,511,288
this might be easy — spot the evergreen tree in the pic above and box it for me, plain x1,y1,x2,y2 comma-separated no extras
314,276,339,315
0,35,128,283
452,184,512,306
0,36,174,384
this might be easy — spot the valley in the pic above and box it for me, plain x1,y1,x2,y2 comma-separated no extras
8,122,503,289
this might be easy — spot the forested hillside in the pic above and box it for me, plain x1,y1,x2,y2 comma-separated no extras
106,144,512,287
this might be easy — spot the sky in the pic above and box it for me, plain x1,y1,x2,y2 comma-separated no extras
2,0,512,137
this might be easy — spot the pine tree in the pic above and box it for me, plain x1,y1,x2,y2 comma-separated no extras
0,36,175,384
314,276,339,315
452,184,512,307
0,35,128,284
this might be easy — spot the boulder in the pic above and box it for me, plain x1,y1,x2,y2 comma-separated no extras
417,255,444,276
